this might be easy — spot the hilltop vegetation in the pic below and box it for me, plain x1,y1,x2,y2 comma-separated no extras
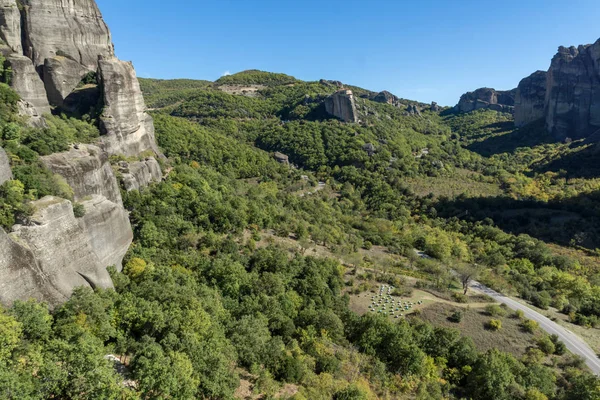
2,69,600,399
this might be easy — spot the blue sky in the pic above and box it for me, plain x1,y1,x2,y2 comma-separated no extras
97,0,600,106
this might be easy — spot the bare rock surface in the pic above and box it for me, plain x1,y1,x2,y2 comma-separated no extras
43,56,89,108
5,53,51,115
98,57,161,157
0,0,21,53
20,0,114,69
325,89,359,123
79,195,132,271
10,197,114,305
0,146,12,185
41,144,123,206
514,71,547,127
119,158,162,192
455,87,516,114
545,42,600,140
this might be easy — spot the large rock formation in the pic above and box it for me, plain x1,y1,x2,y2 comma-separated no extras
455,87,516,113
0,147,12,185
325,89,359,123
0,0,162,307
545,42,600,140
20,0,114,70
79,195,132,271
98,57,161,157
514,71,547,127
41,144,123,206
372,90,400,106
118,158,162,192
8,197,114,305
5,53,51,115
0,0,21,53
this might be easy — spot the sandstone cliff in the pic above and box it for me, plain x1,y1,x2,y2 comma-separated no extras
0,147,12,184
98,57,161,157
119,158,163,192
325,89,359,123
514,71,547,127
545,42,600,140
455,87,516,113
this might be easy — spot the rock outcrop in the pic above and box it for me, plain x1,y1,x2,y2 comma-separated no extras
406,104,422,117
544,42,600,140
514,71,547,127
41,144,123,206
5,53,51,115
0,0,21,53
430,102,441,112
273,152,289,165
372,91,399,106
98,57,161,157
0,147,12,185
20,0,114,70
325,89,359,123
6,197,115,306
79,195,132,271
43,56,90,108
455,87,516,113
118,158,162,192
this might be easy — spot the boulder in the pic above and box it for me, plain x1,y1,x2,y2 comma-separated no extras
0,146,11,185
455,87,516,113
430,102,440,112
372,91,399,106
98,57,161,157
79,195,132,271
0,0,21,53
19,0,114,70
273,152,289,165
514,71,547,127
119,158,162,192
43,56,89,108
406,104,422,117
363,143,376,156
41,144,123,206
10,197,114,305
5,53,51,115
325,89,359,123
545,42,600,140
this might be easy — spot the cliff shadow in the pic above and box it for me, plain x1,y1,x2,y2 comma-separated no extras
466,119,554,157
434,191,600,250
532,142,600,178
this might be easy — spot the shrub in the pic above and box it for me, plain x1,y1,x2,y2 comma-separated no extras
485,304,506,317
487,319,502,331
531,291,551,310
536,336,556,355
513,309,525,320
452,292,468,303
521,319,539,333
73,202,86,218
550,334,566,355
448,310,463,323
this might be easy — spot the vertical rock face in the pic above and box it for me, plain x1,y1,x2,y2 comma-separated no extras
325,89,359,123
79,195,132,271
41,144,123,206
43,56,89,108
98,57,160,156
545,42,600,140
455,87,516,113
0,147,12,185
514,71,547,127
0,0,21,53
119,158,162,192
5,53,51,115
10,197,114,304
20,0,114,70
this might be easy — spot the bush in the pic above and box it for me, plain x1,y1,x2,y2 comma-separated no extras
521,319,539,333
73,202,86,218
513,309,525,320
536,336,556,355
486,319,502,331
550,334,566,355
448,310,463,323
531,291,551,310
485,304,506,317
452,292,468,303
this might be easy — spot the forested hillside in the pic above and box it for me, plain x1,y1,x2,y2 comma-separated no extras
2,68,600,399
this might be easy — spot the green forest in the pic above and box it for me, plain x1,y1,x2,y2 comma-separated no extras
1,69,600,399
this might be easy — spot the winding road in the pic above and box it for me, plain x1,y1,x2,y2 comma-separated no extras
470,280,600,375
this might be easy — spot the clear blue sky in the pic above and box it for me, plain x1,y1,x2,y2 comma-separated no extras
97,0,600,106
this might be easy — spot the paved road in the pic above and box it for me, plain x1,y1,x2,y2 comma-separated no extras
471,281,600,374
